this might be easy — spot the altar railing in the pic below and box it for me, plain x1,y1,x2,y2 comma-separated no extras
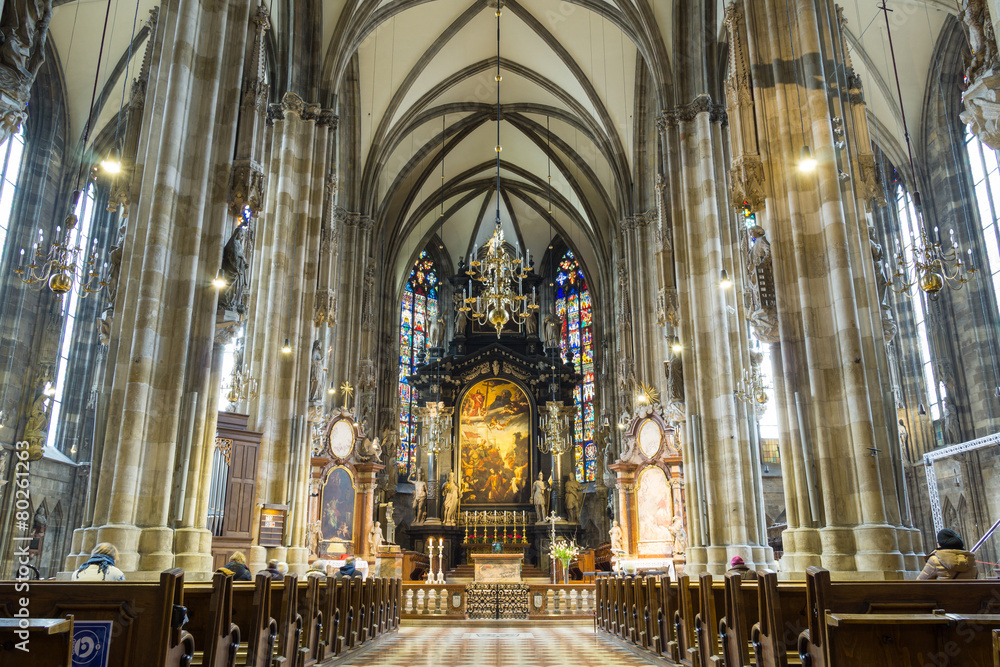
401,582,596,619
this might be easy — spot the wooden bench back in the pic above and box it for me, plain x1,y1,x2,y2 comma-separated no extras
183,571,239,667
752,570,808,667
675,574,701,666
269,574,302,665
720,571,759,667
230,575,275,667
0,568,194,667
695,573,728,667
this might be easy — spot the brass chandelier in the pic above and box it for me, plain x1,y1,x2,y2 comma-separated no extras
459,5,538,337
15,191,107,297
889,227,976,298
414,401,455,456
538,400,574,456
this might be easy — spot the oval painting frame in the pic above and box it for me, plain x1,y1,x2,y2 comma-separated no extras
329,420,355,459
638,419,661,459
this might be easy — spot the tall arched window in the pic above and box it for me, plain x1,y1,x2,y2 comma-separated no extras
555,249,595,482
894,180,942,420
964,127,1000,319
398,249,439,476
0,127,26,265
46,182,99,452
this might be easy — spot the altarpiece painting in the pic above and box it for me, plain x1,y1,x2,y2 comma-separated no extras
321,466,356,543
459,378,532,506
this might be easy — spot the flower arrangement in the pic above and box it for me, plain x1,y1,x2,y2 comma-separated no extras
550,538,581,583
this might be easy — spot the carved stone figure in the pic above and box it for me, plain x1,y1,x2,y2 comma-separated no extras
563,476,583,524
362,261,376,331
308,340,324,404
428,315,443,349
308,520,322,556
745,225,779,344
0,451,7,491
453,292,468,334
218,226,249,314
442,471,459,525
0,0,52,142
385,501,396,544
542,310,560,349
942,395,961,445
897,418,910,458
667,354,684,405
369,520,384,554
601,437,617,489
609,520,624,554
22,392,50,461
868,226,897,343
961,0,993,76
524,308,537,336
670,515,688,556
532,472,550,521
408,468,427,523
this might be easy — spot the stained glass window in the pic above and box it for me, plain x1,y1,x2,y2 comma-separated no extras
742,201,756,228
398,250,439,476
555,249,595,482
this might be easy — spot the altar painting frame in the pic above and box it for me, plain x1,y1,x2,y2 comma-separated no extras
320,465,356,545
457,377,535,509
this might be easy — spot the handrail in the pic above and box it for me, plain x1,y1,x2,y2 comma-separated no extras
970,517,1000,553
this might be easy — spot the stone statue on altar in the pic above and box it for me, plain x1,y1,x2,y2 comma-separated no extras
563,475,583,524
408,467,427,523
532,472,550,521
370,520,384,554
669,514,687,556
442,470,459,525
524,308,537,336
609,520,624,554
453,292,467,334
428,315,443,349
542,310,560,349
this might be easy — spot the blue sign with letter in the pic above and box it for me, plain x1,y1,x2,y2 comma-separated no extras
72,620,112,667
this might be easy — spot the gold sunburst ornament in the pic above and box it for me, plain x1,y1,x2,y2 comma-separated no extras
340,381,354,398
635,382,659,407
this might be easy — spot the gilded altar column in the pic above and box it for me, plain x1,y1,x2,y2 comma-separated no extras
354,463,383,557
72,0,256,578
611,463,638,556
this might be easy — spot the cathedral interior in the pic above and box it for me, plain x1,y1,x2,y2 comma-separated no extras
2,0,1000,602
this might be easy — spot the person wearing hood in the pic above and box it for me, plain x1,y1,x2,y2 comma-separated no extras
727,556,757,581
260,559,283,581
219,551,252,581
73,543,126,581
336,556,360,578
307,559,330,577
917,528,978,580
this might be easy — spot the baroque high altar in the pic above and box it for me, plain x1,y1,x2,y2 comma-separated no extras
303,259,689,580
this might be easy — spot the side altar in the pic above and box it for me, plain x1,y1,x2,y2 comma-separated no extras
471,553,523,583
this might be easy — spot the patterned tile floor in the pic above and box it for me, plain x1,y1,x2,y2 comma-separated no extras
338,623,660,666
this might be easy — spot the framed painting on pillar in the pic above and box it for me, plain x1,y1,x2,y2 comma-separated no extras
320,466,356,545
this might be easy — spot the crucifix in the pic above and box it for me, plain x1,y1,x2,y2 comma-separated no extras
546,511,561,584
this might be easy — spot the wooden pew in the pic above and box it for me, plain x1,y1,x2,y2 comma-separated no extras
230,575,276,667
0,568,194,667
695,573,728,667
296,576,322,666
270,574,303,666
595,575,607,632
345,575,363,650
720,571,760,667
798,566,1000,667
0,616,73,665
675,574,701,666
752,570,808,667
184,571,240,667
391,578,402,630
645,576,663,654
318,576,340,660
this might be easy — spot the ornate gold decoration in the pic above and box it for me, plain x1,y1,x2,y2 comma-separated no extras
889,228,977,298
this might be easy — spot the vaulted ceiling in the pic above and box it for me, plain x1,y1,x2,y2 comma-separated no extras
45,0,965,293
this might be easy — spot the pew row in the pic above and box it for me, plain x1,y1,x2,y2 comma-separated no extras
0,570,401,667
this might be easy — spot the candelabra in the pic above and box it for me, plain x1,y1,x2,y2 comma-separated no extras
436,539,445,583
426,537,436,585
414,401,455,455
461,224,539,337
224,363,260,404
889,227,977,298
15,217,107,297
734,366,768,411
538,401,574,455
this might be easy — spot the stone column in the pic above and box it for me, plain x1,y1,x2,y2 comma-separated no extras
354,463,382,557
741,0,915,575
244,92,333,575
611,463,638,555
69,0,255,579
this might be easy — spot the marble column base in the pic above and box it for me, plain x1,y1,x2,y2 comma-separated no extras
286,546,309,577
173,527,214,579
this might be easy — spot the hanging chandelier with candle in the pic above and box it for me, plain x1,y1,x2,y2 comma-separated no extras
888,226,977,298
538,401,574,455
15,190,106,297
415,401,455,456
459,5,539,337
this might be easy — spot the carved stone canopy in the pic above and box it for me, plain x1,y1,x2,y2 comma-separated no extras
407,341,579,410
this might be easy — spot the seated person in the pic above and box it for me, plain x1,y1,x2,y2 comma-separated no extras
918,529,978,580
73,542,126,581
336,556,361,578
727,555,757,580
259,558,282,580
219,551,252,581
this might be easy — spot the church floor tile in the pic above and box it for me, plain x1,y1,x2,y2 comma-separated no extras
336,622,661,666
